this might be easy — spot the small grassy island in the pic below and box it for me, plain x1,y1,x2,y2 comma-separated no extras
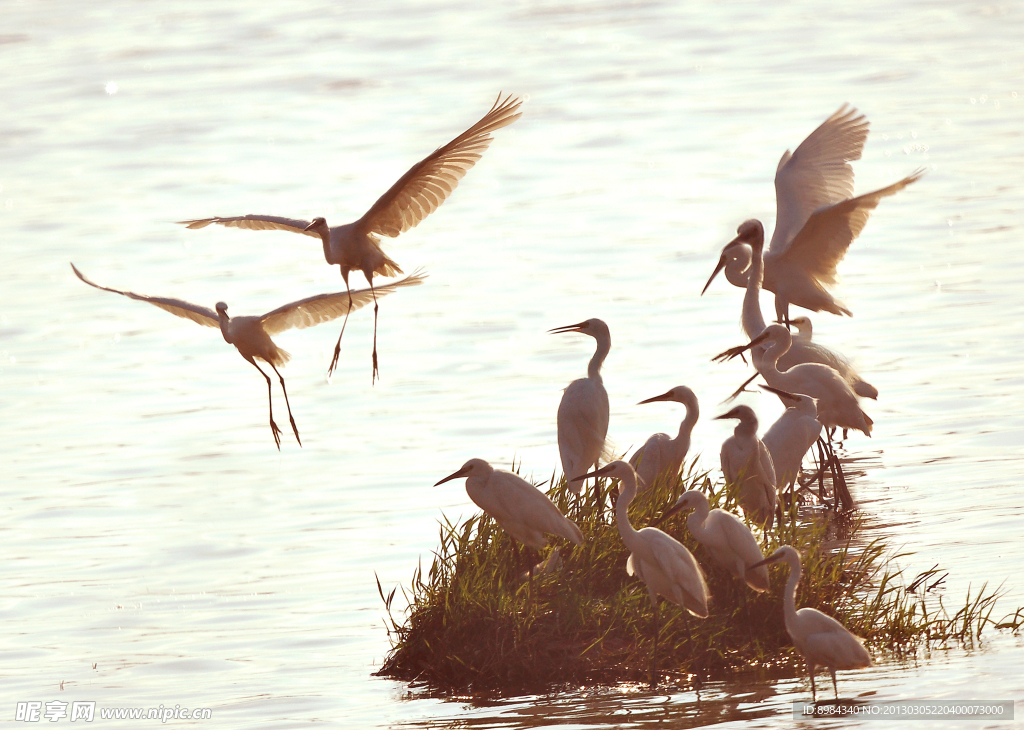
376,465,1024,695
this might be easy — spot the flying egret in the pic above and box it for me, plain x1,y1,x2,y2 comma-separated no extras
749,545,872,700
716,405,778,528
702,104,924,323
655,490,769,593
71,262,425,448
760,385,822,496
629,385,699,492
551,318,611,512
434,458,583,577
180,93,522,383
575,461,708,686
715,324,872,438
706,220,878,401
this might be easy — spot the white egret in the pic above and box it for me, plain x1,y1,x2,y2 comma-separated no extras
435,458,583,576
790,315,876,399
707,219,878,401
71,262,425,448
716,405,778,528
629,385,699,492
716,324,872,438
760,385,822,496
551,318,611,512
749,545,871,700
702,104,924,323
575,461,708,686
180,93,522,382
655,490,769,592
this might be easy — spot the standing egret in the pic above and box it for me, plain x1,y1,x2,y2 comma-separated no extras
760,385,822,496
551,318,611,512
716,405,778,528
702,104,924,323
655,490,769,592
575,461,708,686
708,219,878,401
180,93,522,383
789,315,876,399
749,545,872,700
434,458,583,577
71,263,425,448
629,385,699,491
715,325,872,438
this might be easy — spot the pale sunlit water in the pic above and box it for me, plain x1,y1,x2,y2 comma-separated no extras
3,1,1024,727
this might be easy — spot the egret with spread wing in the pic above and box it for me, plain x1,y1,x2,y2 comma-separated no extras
703,105,924,323
707,218,878,401
71,263,425,448
180,93,522,382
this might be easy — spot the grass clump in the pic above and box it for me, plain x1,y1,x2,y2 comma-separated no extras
376,463,1024,695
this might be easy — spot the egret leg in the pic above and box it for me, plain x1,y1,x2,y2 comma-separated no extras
830,668,839,700
740,581,753,640
800,449,827,491
247,357,282,450
269,362,301,447
823,439,852,511
774,298,790,329
808,661,817,702
650,599,660,688
328,276,353,379
815,440,829,504
370,278,380,385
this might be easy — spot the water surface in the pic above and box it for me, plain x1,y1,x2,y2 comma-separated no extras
3,0,1023,727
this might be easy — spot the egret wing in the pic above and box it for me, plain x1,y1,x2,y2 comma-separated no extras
494,473,583,545
720,435,749,485
71,263,218,328
757,439,777,488
355,94,522,238
178,215,319,238
770,105,869,253
644,528,709,617
259,269,426,335
797,608,872,668
713,511,766,566
774,169,924,285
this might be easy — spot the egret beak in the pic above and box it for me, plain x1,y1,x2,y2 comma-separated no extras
572,463,616,482
302,221,317,232
702,234,748,295
638,389,674,405
714,406,745,421
701,254,727,295
759,384,800,405
748,551,788,572
651,496,688,526
434,464,472,486
549,321,587,335
711,328,771,363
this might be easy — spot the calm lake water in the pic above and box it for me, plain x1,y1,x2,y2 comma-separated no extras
3,0,1023,727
